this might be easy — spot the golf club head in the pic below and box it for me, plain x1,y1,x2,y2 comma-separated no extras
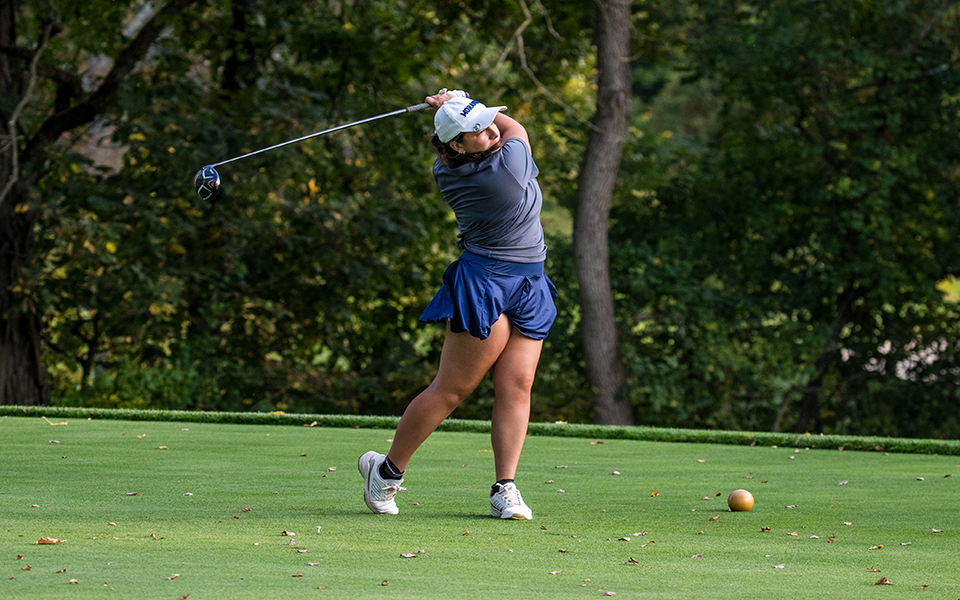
194,165,220,200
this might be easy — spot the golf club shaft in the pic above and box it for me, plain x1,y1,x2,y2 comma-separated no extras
211,102,432,168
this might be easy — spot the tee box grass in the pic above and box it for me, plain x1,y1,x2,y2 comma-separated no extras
1,414,958,599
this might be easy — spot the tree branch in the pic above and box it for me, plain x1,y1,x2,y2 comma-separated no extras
497,0,598,130
0,43,82,91
22,0,196,166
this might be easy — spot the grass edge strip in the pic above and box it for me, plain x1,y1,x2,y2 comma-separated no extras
1,405,957,455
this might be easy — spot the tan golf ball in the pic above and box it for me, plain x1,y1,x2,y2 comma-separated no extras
727,489,754,512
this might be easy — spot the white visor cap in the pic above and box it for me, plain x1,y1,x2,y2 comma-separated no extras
434,97,507,143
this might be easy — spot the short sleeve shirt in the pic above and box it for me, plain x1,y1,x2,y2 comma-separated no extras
433,137,546,263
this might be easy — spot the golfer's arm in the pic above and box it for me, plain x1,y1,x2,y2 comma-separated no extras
494,113,530,150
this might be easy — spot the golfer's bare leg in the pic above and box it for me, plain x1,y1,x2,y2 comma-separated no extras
387,316,511,472
490,325,543,481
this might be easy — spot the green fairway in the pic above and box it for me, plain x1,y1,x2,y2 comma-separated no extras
2,415,957,599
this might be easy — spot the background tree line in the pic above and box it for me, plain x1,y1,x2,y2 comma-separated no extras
2,0,958,438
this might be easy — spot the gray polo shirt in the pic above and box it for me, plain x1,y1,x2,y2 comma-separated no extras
433,138,547,263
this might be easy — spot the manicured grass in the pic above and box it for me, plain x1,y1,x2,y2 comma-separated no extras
2,414,958,599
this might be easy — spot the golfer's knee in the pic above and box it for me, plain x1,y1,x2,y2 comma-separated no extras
496,371,536,396
428,381,475,410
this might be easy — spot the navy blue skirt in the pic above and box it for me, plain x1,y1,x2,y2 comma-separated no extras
419,252,558,340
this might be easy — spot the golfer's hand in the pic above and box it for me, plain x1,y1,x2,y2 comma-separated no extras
425,88,468,110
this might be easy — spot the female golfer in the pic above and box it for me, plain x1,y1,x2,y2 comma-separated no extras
359,89,557,520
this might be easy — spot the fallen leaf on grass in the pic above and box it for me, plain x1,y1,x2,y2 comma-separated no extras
920,584,929,590
34,537,61,545
651,492,660,497
177,595,190,600
55,568,67,573
626,557,639,565
787,532,798,536
602,592,616,596
157,446,168,450
68,579,78,584
297,549,309,553
400,553,417,558
773,564,785,569
691,554,703,558
839,481,848,485
708,516,720,521
282,531,296,536
126,492,137,496
761,527,771,532
932,529,943,533
875,577,893,585
166,574,180,580
292,573,303,577
17,555,22,560
21,566,31,571
327,467,337,472
549,570,561,575
869,545,884,550
463,531,472,535
869,568,881,573
304,421,317,427
307,562,321,566
49,440,60,444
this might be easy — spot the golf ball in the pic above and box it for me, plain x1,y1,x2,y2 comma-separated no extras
194,165,220,200
727,489,754,512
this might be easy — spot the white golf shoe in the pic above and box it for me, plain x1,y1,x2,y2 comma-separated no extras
490,481,533,520
358,451,405,515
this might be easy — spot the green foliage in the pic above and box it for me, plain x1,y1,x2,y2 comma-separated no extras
12,0,594,418
11,0,958,437
609,0,960,436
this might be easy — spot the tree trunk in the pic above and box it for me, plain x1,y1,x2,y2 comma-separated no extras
0,181,49,405
574,0,634,426
794,283,861,432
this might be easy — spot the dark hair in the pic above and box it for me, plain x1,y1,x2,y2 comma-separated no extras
431,133,502,169
431,133,465,168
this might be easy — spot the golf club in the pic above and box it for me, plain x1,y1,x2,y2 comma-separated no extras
194,101,432,200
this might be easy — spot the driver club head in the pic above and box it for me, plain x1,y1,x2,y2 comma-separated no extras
194,165,221,200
